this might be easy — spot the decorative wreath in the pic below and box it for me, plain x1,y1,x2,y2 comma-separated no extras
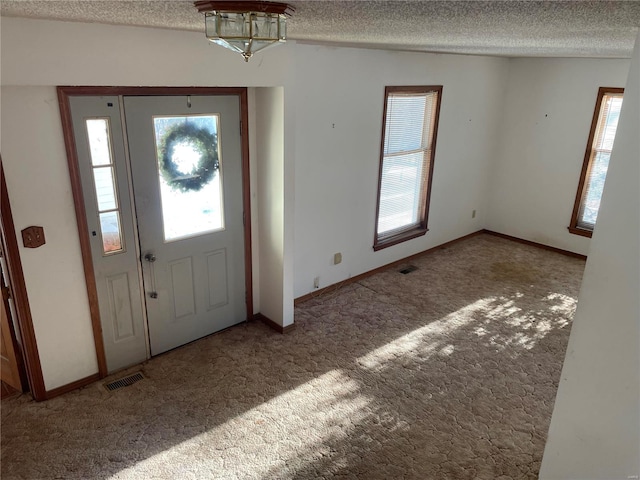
157,123,219,192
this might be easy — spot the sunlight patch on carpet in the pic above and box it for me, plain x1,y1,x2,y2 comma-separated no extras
357,297,499,370
107,370,371,479
357,291,578,370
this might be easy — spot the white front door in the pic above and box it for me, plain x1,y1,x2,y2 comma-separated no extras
124,95,246,355
69,93,248,370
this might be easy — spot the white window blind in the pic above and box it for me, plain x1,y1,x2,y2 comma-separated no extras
577,92,623,230
376,90,439,242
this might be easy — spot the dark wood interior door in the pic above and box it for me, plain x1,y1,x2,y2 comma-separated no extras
0,250,22,392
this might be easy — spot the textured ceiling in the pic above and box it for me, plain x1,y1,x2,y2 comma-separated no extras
2,0,640,58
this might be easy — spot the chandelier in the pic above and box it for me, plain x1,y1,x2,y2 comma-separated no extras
194,1,294,62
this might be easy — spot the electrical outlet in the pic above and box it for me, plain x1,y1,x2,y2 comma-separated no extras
314,276,320,289
472,209,476,219
21,226,46,248
333,252,342,265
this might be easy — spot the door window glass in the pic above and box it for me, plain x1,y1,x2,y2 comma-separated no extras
86,118,124,254
153,115,224,242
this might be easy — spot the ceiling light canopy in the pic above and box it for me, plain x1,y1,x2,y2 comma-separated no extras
194,1,294,62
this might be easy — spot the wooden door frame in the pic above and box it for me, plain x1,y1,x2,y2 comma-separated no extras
0,161,46,400
57,86,253,380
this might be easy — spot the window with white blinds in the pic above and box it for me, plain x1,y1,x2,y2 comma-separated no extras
374,86,442,250
569,87,624,237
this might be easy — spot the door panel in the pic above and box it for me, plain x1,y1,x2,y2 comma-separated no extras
124,96,246,355
106,273,136,340
69,96,148,373
169,257,196,319
206,248,229,309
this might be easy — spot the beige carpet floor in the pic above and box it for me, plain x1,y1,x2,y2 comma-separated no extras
1,233,585,479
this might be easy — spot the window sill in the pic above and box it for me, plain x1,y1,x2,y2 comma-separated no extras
373,228,428,251
568,226,593,238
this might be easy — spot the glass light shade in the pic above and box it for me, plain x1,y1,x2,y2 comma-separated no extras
205,11,287,62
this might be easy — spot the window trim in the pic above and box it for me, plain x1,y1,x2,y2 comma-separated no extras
373,85,443,251
568,86,624,238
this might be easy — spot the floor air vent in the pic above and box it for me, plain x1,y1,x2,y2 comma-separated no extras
104,372,145,392
399,265,418,274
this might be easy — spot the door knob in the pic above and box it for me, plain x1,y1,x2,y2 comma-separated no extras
144,253,156,262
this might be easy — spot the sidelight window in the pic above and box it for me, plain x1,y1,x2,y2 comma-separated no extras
86,118,124,254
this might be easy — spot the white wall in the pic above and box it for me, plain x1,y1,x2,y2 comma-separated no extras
1,86,100,389
486,57,631,255
540,34,640,479
254,87,287,326
0,18,293,87
293,45,509,297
